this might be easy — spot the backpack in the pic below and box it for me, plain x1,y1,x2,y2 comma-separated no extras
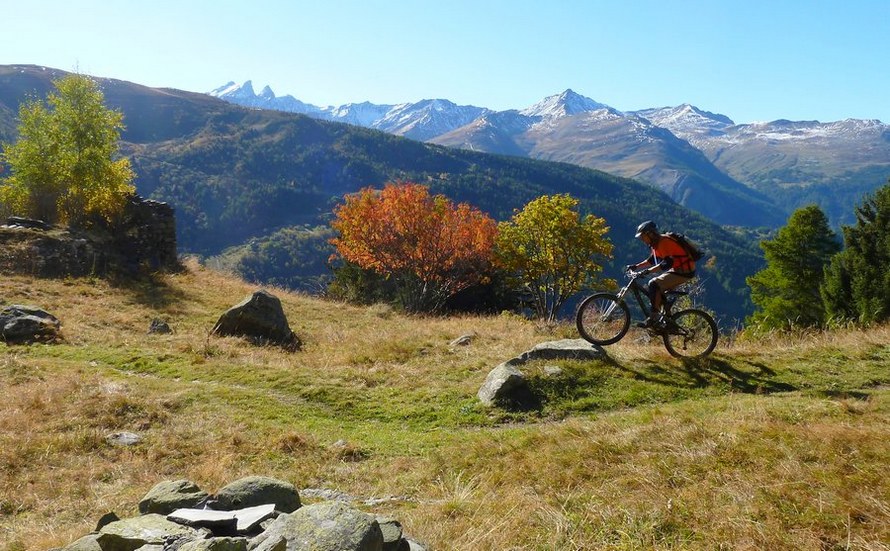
664,232,705,261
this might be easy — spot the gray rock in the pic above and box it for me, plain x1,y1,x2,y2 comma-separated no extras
249,501,382,551
507,338,603,364
149,319,172,334
479,339,601,409
97,514,199,551
6,216,51,230
375,517,408,551
215,476,300,513
139,480,209,515
406,540,427,551
211,291,301,351
543,365,564,377
107,432,143,447
477,363,530,407
0,305,61,344
247,536,286,551
449,334,474,346
178,537,248,551
61,534,102,551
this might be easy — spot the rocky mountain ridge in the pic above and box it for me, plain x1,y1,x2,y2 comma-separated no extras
212,80,890,226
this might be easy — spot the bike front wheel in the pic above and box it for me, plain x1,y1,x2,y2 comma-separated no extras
576,293,630,345
662,308,718,359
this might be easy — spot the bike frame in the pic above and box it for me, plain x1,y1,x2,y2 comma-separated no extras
611,273,663,318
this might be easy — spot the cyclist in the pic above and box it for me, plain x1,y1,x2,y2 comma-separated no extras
625,220,696,328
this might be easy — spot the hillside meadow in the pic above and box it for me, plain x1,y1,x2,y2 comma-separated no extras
1,261,888,550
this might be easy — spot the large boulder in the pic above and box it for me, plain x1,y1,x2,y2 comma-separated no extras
214,476,301,513
96,514,199,551
138,479,209,515
211,291,301,351
478,339,604,409
249,501,383,551
0,305,61,344
477,363,530,408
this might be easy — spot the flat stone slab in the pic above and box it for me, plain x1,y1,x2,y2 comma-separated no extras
167,504,276,534
505,338,603,365
168,508,236,530
234,503,277,533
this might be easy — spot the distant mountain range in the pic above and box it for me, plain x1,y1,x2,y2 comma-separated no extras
209,81,489,141
211,82,890,227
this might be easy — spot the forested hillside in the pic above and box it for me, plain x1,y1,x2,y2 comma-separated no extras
0,65,762,321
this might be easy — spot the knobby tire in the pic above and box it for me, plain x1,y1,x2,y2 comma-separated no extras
576,293,630,345
662,308,718,359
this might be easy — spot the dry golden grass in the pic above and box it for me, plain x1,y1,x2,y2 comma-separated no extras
1,262,888,550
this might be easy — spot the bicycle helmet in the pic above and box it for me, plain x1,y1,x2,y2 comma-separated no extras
635,220,657,238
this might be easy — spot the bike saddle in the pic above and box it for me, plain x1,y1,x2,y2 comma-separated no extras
665,290,688,296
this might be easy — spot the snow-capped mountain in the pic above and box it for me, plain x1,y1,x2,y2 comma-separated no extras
634,106,890,184
208,79,890,228
634,104,888,152
519,89,613,120
430,91,786,227
633,104,735,146
370,99,489,141
210,81,488,142
209,81,322,116
325,101,394,127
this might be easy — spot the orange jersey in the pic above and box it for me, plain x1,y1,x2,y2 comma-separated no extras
650,235,695,274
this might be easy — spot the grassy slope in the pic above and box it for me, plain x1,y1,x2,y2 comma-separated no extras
1,265,888,550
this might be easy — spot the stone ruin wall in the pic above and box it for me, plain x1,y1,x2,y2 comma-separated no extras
0,195,180,277
116,196,179,272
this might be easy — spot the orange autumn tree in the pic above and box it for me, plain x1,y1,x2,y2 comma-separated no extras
330,182,498,312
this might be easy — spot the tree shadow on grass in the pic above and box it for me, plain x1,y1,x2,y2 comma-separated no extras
109,272,190,311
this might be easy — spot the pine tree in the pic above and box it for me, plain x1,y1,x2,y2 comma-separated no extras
747,205,840,330
821,181,890,324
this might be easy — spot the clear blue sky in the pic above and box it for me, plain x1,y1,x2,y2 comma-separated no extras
3,0,888,124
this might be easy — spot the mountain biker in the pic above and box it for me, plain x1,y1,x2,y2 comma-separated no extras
625,220,696,328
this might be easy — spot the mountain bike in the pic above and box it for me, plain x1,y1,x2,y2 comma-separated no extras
575,271,718,358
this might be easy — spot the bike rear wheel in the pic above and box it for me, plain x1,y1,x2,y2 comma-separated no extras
576,292,630,345
662,308,718,358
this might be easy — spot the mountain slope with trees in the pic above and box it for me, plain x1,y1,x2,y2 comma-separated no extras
0,65,761,320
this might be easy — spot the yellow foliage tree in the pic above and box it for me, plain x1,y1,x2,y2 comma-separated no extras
497,194,613,321
0,74,134,227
